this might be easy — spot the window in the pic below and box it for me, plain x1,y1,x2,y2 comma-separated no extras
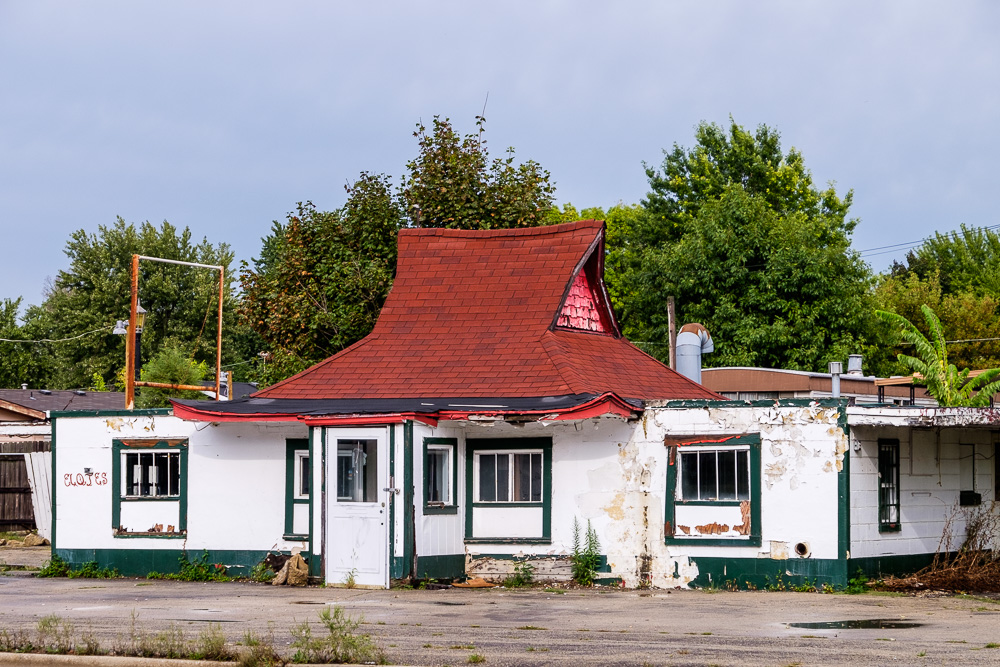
878,439,901,532
475,451,542,503
285,439,310,538
124,451,180,497
465,438,552,543
959,442,981,506
112,439,187,537
679,448,749,501
423,438,457,514
664,433,761,546
337,439,377,503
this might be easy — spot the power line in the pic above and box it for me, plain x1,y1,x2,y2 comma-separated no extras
0,327,107,344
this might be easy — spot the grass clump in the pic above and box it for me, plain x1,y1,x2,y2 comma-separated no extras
503,560,534,588
147,551,231,582
36,555,119,579
36,554,71,578
290,606,385,664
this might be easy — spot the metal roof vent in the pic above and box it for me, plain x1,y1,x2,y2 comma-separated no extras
847,354,864,375
676,323,714,384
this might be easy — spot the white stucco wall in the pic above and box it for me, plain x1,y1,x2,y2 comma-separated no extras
448,403,845,588
54,414,308,553
850,423,999,559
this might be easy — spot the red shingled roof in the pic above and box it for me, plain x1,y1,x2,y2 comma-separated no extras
255,220,721,402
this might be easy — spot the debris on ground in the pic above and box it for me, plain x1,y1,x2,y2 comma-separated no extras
272,553,308,586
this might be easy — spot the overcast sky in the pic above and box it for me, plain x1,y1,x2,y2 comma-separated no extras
2,1,998,312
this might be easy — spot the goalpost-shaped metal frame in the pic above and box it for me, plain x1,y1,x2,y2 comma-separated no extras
125,253,225,410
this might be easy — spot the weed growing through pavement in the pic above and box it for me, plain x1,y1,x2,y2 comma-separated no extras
290,605,385,664
503,560,534,588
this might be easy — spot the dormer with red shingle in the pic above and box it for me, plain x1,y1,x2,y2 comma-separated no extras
251,220,718,403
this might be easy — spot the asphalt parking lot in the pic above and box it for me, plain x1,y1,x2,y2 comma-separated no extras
2,571,1000,666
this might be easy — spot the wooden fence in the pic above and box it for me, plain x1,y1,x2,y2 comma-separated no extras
0,440,49,532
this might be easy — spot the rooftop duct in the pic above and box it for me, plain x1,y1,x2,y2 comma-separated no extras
676,323,713,384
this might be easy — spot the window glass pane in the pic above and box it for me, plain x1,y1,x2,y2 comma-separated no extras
496,454,510,502
680,452,698,500
513,453,532,501
736,450,749,500
530,453,542,502
698,451,717,500
337,440,376,502
717,450,737,500
427,448,450,504
126,452,139,496
154,452,168,496
299,455,310,497
479,454,497,502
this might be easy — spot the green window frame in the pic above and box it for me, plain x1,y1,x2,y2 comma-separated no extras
664,433,761,547
284,439,310,539
111,438,188,538
465,438,552,544
423,437,458,515
878,438,901,532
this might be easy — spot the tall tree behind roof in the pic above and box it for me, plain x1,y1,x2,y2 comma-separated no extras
608,119,879,372
240,117,557,385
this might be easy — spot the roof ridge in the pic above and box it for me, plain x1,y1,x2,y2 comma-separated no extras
399,220,603,239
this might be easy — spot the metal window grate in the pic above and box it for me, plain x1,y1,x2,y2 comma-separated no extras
878,439,901,531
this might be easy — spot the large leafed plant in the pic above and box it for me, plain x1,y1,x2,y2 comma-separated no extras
877,305,1000,407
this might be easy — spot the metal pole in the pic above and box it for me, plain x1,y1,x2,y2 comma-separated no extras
667,296,677,370
126,254,139,409
215,266,224,401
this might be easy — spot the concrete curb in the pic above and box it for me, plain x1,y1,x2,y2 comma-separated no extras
0,655,221,667
0,654,402,667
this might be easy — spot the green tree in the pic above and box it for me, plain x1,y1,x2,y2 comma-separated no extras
402,116,555,229
610,119,877,371
23,218,243,390
875,270,1000,373
0,298,48,388
135,344,209,408
239,174,404,384
240,118,558,384
891,224,1000,296
641,118,852,246
876,305,1000,407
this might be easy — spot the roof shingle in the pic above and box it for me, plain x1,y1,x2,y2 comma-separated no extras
256,220,721,402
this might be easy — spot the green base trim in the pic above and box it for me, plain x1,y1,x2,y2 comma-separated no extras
850,552,945,580
423,505,459,515
54,548,312,578
415,554,465,579
464,538,552,545
689,556,849,590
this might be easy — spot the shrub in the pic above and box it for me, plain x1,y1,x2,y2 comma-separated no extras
571,518,601,586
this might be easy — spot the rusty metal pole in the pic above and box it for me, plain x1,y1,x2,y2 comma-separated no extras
667,296,677,370
215,266,224,401
126,254,139,409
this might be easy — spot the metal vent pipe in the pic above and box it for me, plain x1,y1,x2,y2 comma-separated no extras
676,323,714,384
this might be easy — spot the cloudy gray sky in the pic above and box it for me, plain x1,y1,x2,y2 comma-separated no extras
2,1,997,311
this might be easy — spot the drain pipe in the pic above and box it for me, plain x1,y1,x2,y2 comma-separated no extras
829,361,843,398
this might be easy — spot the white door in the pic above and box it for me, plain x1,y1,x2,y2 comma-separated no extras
325,428,389,588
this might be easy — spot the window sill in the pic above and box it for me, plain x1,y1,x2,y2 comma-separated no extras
464,538,551,545
114,531,187,539
665,536,761,547
283,534,309,541
423,505,458,515
120,496,181,502
878,525,902,533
